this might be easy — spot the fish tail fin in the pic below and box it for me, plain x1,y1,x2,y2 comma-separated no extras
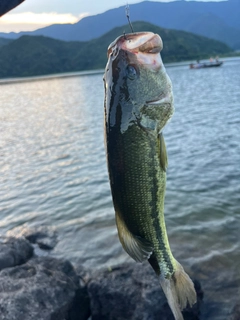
159,260,196,320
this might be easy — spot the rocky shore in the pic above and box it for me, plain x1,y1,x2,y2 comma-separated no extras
0,227,238,320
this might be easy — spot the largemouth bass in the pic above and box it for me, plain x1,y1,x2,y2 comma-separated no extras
104,32,196,320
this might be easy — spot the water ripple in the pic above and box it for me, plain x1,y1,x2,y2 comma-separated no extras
0,60,239,319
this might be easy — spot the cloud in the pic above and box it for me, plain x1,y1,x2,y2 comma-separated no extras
0,12,89,33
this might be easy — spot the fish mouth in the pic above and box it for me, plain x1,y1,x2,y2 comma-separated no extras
122,33,162,53
123,33,162,54
138,34,162,54
107,32,163,57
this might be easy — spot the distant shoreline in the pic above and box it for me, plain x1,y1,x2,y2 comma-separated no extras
0,56,240,85
0,69,105,85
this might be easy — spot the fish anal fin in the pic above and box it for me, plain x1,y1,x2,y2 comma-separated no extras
115,212,153,262
158,132,168,172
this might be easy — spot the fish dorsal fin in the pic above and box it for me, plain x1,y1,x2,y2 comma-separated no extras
115,212,153,262
158,132,168,172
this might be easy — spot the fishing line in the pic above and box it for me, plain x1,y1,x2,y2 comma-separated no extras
125,4,134,33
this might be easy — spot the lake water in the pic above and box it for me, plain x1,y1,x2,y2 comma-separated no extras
0,58,239,319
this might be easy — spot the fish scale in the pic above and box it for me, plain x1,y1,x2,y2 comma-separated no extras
109,120,174,274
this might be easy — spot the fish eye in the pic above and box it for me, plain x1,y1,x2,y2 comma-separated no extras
126,65,137,80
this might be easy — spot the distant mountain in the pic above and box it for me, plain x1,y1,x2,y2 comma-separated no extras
0,21,232,79
0,37,12,47
0,0,239,49
0,36,86,78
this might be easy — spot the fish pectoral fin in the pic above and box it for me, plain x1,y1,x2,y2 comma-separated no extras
158,132,168,172
116,212,153,262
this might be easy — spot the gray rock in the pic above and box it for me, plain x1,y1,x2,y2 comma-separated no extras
7,225,58,250
230,302,240,320
88,262,202,320
0,236,33,271
0,256,90,320
0,233,203,320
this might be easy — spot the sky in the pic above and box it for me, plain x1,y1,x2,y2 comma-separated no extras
0,0,225,33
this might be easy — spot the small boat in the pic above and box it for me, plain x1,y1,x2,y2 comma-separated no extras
190,61,223,69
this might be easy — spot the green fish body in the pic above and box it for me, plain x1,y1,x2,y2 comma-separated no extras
104,32,196,320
